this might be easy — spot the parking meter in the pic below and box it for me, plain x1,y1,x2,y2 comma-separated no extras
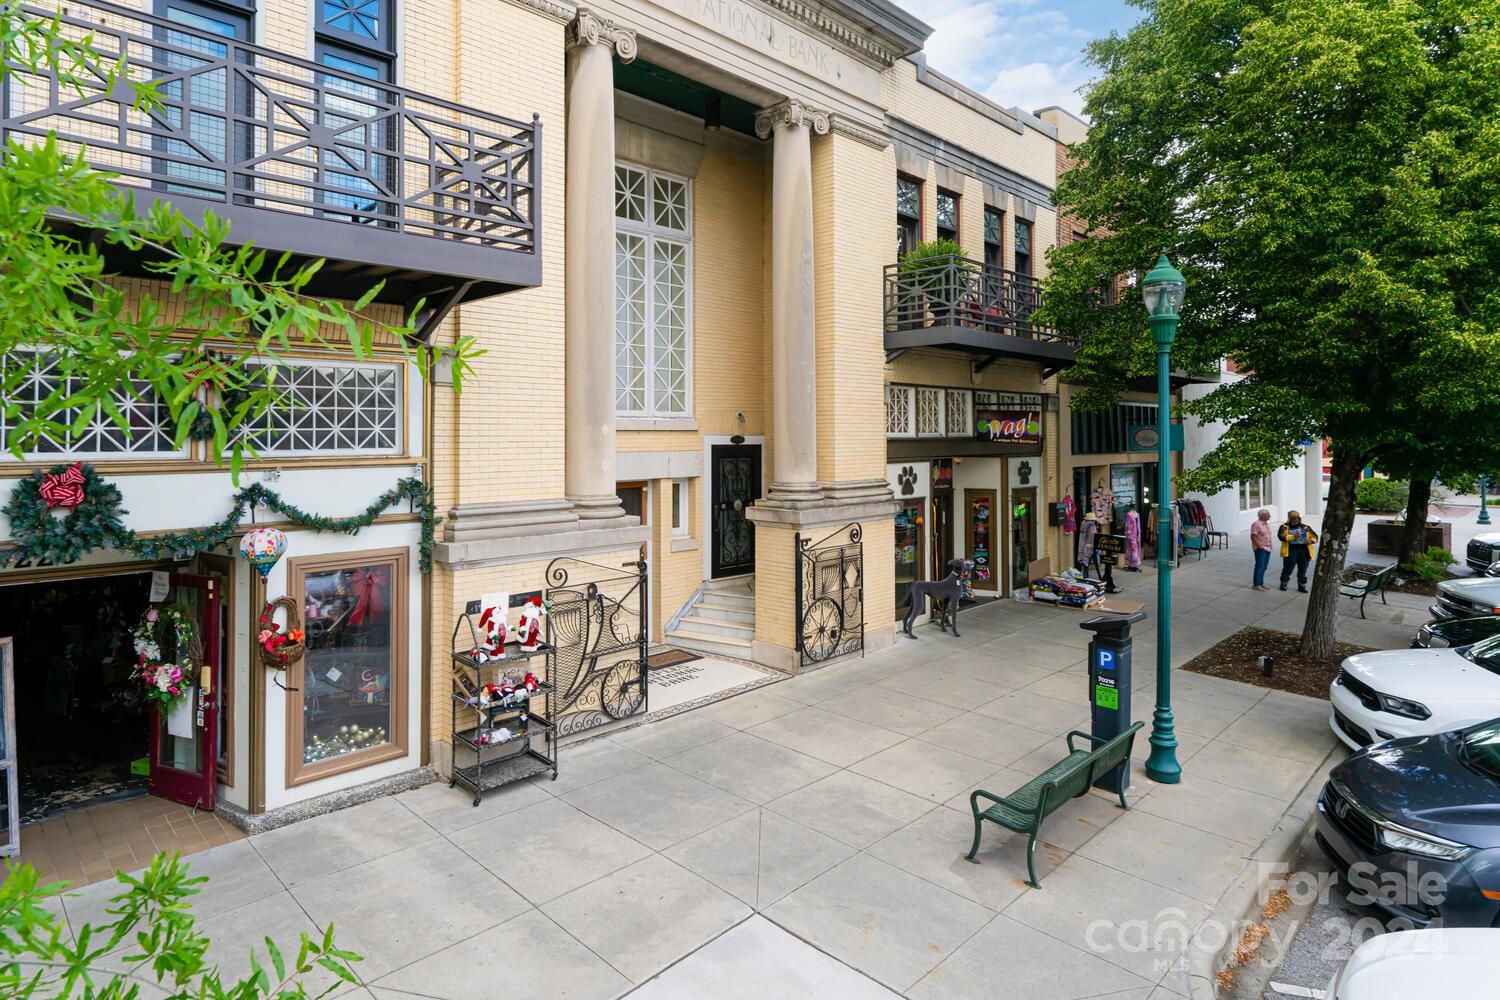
1080,611,1146,793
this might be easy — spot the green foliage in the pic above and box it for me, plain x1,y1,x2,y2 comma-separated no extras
1039,0,1500,494
0,465,439,572
1400,546,1455,584
0,853,361,998
0,6,484,477
1355,478,1409,512
897,238,966,294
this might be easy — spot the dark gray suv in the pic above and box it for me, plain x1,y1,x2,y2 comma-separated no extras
1317,721,1500,927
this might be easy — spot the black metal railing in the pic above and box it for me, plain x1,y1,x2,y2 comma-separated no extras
882,254,1076,345
545,557,648,738
3,0,538,262
795,523,864,666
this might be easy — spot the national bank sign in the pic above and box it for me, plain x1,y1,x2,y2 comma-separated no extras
669,0,860,89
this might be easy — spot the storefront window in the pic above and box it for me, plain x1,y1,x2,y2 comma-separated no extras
289,548,407,783
894,500,924,609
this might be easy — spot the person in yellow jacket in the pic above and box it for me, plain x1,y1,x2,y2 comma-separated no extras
1278,510,1319,592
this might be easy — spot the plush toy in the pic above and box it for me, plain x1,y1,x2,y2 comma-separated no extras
513,597,546,651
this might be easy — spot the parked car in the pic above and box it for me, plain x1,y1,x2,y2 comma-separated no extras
1429,563,1500,621
1465,531,1500,572
1326,927,1500,997
1329,635,1500,750
1317,720,1500,928
1413,614,1500,649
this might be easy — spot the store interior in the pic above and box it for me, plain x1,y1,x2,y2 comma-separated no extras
0,573,153,823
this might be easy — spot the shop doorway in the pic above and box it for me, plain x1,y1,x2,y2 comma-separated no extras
930,489,954,580
965,489,996,593
1010,488,1038,590
0,569,223,824
709,444,760,578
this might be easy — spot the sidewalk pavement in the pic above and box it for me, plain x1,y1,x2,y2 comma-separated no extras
53,536,1424,1000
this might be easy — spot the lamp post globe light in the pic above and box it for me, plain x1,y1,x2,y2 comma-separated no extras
1143,252,1185,784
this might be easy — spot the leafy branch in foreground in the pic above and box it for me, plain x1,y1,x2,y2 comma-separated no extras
0,854,362,998
0,4,484,476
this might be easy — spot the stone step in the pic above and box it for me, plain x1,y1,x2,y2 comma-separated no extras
664,628,752,660
703,574,755,596
673,614,754,641
697,591,755,612
689,602,755,624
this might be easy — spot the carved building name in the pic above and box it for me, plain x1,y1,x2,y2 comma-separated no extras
678,0,846,85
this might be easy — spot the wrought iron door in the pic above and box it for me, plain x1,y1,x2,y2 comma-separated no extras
710,445,760,578
545,557,649,738
795,523,865,666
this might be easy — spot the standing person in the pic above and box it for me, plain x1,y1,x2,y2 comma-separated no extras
1250,509,1273,590
1278,510,1319,592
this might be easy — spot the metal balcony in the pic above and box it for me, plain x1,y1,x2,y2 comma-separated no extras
2,0,541,315
883,254,1077,371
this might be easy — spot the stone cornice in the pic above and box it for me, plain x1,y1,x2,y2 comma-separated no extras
830,116,889,149
496,0,576,24
759,0,919,67
754,98,831,139
567,7,637,61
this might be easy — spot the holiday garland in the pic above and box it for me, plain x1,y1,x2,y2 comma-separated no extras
0,464,439,572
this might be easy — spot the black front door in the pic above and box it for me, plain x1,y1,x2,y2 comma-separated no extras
710,444,761,577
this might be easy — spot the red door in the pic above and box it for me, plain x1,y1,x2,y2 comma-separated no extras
148,574,220,810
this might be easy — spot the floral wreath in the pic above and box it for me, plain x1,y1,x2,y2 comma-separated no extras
132,603,198,710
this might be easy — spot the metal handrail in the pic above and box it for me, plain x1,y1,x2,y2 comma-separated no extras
882,253,1076,345
3,0,538,254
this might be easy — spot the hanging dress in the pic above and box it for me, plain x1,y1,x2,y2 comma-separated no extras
1124,509,1142,569
1062,494,1077,534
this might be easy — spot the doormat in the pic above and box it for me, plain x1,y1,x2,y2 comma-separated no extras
647,649,702,671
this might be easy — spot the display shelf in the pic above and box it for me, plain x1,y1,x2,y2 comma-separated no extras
449,610,557,805
451,751,553,795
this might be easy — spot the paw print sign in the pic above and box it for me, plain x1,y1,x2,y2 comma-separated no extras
896,466,917,496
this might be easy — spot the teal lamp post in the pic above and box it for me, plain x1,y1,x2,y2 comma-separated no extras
1480,475,1491,526
1143,253,1185,784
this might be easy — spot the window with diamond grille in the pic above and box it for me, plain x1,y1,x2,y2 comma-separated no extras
615,163,691,417
886,385,913,437
1,352,184,458
896,175,921,258
983,207,1003,270
236,360,403,455
916,387,944,437
946,389,972,438
1014,218,1033,275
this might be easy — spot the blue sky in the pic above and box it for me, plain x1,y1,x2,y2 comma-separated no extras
898,0,1141,117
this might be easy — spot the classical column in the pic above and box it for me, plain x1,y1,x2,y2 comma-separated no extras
564,10,636,520
756,98,828,505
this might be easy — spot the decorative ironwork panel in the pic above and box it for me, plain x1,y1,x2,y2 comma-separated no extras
983,207,1001,246
545,557,648,738
1,351,182,458
936,191,957,231
715,456,754,568
235,360,401,454
795,524,864,666
886,384,912,437
945,389,972,439
915,387,943,437
896,176,920,219
882,254,1074,345
2,0,538,256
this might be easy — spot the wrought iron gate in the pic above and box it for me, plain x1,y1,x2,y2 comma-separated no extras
795,523,864,666
545,557,649,737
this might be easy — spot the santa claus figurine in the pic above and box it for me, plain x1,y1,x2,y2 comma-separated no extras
476,604,506,659
513,597,546,652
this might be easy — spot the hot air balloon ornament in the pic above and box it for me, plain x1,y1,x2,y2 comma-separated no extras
239,527,288,580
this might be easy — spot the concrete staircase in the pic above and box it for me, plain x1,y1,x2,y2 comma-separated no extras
665,575,754,661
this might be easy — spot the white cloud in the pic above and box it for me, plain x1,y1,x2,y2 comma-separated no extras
984,59,1092,116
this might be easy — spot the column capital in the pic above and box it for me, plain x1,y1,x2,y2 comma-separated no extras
567,8,637,61
754,98,831,140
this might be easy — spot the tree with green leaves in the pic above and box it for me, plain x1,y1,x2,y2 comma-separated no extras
2,855,361,997
1041,0,1500,656
0,5,482,478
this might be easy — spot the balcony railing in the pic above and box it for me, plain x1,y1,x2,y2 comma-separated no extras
2,0,541,303
882,254,1077,366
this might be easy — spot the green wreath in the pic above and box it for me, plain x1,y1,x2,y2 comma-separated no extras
1,463,129,567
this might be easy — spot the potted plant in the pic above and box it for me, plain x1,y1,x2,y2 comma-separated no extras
896,238,964,328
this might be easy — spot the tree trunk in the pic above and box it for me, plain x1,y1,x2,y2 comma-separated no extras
1400,477,1433,565
1300,448,1365,659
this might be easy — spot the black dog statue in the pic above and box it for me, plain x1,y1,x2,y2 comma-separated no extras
902,558,967,639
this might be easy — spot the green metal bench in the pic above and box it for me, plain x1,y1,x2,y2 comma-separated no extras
966,721,1144,888
1339,563,1396,619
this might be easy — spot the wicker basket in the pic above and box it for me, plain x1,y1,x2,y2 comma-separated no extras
259,595,307,670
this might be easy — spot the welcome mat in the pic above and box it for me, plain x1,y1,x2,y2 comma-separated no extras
647,649,702,671
647,656,770,715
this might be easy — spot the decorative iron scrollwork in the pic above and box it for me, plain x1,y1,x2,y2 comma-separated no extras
545,557,648,737
795,523,864,666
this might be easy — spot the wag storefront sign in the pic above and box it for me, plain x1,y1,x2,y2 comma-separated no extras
975,409,1041,442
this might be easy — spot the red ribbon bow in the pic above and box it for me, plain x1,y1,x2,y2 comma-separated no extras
349,567,389,625
39,462,86,509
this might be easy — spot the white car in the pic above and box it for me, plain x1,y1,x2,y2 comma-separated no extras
1327,927,1500,998
1329,634,1500,750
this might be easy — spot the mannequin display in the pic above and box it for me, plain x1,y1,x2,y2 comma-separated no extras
1124,508,1142,570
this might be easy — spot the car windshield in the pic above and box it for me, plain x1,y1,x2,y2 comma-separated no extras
1461,721,1500,781
1460,634,1500,674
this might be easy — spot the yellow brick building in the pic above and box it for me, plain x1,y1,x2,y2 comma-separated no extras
0,0,1082,834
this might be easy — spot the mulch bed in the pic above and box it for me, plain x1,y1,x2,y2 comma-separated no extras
1182,626,1375,700
1386,576,1438,597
